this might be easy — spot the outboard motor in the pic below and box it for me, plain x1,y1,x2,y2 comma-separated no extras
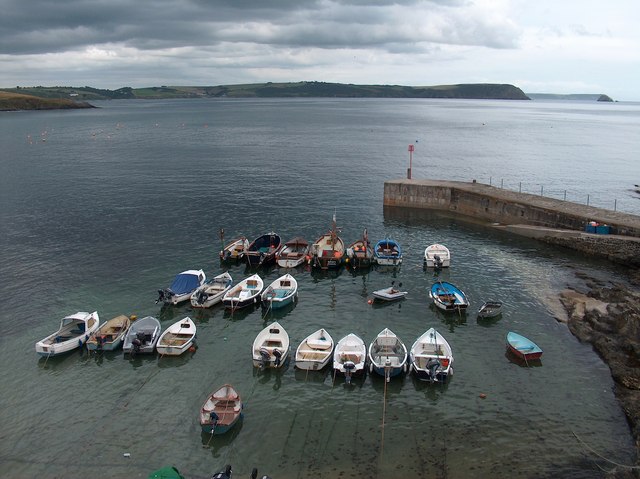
131,338,142,357
433,254,443,270
197,290,208,305
344,360,356,385
251,468,272,479
155,289,166,304
426,358,441,383
273,349,282,367
259,348,271,370
211,464,232,479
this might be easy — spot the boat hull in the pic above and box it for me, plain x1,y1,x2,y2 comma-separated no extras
201,414,242,435
411,365,451,382
86,336,124,351
157,339,195,356
263,294,296,310
35,312,100,357
223,295,260,309
506,332,543,360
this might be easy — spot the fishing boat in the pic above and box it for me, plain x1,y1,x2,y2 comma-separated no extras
368,328,408,381
86,314,131,351
156,269,206,305
222,273,264,310
410,328,454,382
506,331,543,360
261,273,298,310
190,272,233,308
245,232,281,267
346,229,374,269
295,328,334,370
219,233,249,262
373,238,402,266
276,236,310,268
35,311,100,357
252,321,290,369
122,316,161,356
477,300,503,319
156,317,196,356
200,384,243,435
311,213,345,270
424,243,451,269
333,333,366,384
371,281,407,302
429,281,469,312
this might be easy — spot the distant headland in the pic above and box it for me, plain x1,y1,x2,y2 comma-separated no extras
0,82,615,110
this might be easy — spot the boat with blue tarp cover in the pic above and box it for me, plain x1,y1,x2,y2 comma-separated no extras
156,269,206,305
245,232,281,267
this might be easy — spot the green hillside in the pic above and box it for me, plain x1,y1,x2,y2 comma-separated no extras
0,91,95,111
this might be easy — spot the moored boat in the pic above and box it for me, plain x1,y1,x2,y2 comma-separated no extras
35,311,100,357
424,243,451,269
371,281,407,302
333,333,366,384
311,213,345,270
86,314,131,351
429,281,469,312
276,236,310,268
200,384,243,435
373,238,402,266
261,273,298,310
245,232,281,267
410,328,454,382
222,273,264,310
477,300,503,319
506,331,543,361
123,316,161,356
219,232,249,262
190,272,233,308
252,321,290,369
367,328,408,381
295,328,334,371
156,269,206,305
156,317,196,356
346,229,374,269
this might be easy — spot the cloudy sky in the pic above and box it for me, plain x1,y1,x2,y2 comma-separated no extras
1,0,639,100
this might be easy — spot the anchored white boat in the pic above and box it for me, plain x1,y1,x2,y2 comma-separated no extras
252,321,290,369
333,333,366,384
222,273,264,310
276,237,310,268
190,272,233,308
86,314,131,351
156,317,196,356
368,328,408,381
35,311,100,357
410,328,454,382
261,273,298,310
219,233,249,262
424,243,451,269
122,316,161,355
156,269,206,305
295,328,334,371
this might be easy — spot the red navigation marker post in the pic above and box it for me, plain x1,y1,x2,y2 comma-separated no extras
407,144,415,179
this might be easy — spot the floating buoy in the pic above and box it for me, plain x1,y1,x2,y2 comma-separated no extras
479,393,487,399
123,452,131,458
130,314,137,321
367,299,373,305
189,346,197,353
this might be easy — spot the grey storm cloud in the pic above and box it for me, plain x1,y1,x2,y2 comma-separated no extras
0,0,520,55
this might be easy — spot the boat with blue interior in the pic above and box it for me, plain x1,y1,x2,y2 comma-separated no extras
373,238,403,266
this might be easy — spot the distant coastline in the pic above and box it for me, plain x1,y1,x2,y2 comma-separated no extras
0,82,615,110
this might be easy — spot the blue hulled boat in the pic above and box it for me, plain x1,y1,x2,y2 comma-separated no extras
373,238,402,266
429,281,469,312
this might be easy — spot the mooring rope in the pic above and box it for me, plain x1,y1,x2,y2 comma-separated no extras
572,431,640,469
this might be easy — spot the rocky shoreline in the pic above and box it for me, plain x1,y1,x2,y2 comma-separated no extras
559,268,640,477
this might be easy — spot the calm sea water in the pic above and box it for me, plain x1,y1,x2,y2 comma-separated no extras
1,98,639,479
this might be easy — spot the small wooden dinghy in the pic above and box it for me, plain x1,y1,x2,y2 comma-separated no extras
429,281,469,312
477,301,503,319
35,311,100,357
311,213,345,270
86,314,131,351
190,272,233,308
219,230,249,262
506,331,542,361
371,281,407,302
200,384,243,435
368,328,408,381
346,229,374,269
333,333,366,384
410,328,454,382
295,328,334,370
252,321,290,369
276,237,310,268
222,273,264,310
122,315,161,356
261,273,298,310
424,243,451,269
373,238,403,266
156,317,196,356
